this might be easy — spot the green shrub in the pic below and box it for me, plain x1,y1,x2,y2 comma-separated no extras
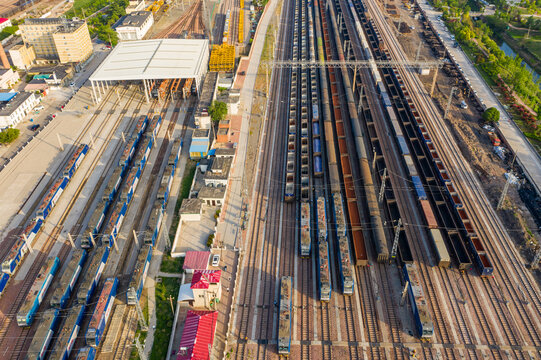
0,128,20,144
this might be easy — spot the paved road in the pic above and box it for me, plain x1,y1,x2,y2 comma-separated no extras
418,2,541,196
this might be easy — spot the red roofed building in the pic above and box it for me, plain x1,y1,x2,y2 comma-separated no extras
0,18,12,32
190,270,221,309
176,310,218,360
182,251,211,274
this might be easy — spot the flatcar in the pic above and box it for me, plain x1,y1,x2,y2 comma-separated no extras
77,246,109,304
300,202,311,257
2,219,42,274
278,276,292,356
36,177,68,220
403,263,434,339
27,309,60,360
429,229,450,268
51,250,88,308
17,257,60,326
49,304,85,360
76,347,96,360
127,245,152,305
86,277,118,347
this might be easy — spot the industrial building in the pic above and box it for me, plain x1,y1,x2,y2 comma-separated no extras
126,0,147,13
115,11,154,41
0,68,19,89
18,18,93,64
89,39,209,103
8,44,36,70
0,91,40,128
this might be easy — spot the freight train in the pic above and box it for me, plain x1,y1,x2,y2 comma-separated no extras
300,202,311,257
27,309,60,360
316,196,331,301
278,276,292,356
86,277,118,347
50,250,88,308
127,245,152,305
2,144,88,279
17,257,60,327
49,304,86,360
403,263,434,339
77,246,109,305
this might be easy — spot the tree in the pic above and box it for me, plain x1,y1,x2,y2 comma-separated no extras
0,128,20,144
483,107,500,123
209,101,228,123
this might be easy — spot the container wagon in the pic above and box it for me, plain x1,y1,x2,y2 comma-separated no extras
127,245,152,305
26,309,60,360
51,250,88,308
2,219,42,274
278,276,292,356
429,229,450,268
36,177,68,220
49,304,85,360
76,347,96,360
77,246,109,304
403,263,434,339
86,277,118,347
17,257,60,327
300,202,311,257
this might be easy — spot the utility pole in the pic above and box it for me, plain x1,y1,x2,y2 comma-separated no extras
372,146,377,170
67,233,76,248
57,133,64,151
378,168,387,203
497,176,510,210
415,41,422,62
89,133,95,148
400,281,409,306
444,86,456,120
121,131,126,143
135,336,147,360
390,218,402,260
531,247,541,269
357,85,364,113
23,233,33,254
135,298,148,330
169,295,175,314
89,232,96,248
430,67,439,97
133,230,140,247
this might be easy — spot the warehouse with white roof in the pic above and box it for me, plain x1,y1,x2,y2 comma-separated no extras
89,38,209,103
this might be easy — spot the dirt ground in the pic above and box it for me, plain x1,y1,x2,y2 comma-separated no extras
380,0,541,279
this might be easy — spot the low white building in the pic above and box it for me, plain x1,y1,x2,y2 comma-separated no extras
0,92,39,129
0,68,19,89
115,11,154,41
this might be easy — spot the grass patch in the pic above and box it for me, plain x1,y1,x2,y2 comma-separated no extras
150,278,181,360
160,255,184,273
167,160,196,245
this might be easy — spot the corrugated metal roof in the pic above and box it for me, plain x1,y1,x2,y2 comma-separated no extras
176,310,218,360
90,39,209,81
0,92,17,102
183,251,210,270
190,270,221,289
189,139,210,153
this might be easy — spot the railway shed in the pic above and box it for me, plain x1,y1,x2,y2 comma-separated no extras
89,38,209,103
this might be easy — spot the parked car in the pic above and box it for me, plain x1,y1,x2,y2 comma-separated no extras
30,124,40,131
460,100,468,109
34,105,44,111
212,254,220,266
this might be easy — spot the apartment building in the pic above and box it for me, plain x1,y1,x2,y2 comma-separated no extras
19,18,92,64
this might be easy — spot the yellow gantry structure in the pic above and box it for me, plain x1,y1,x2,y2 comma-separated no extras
209,44,235,71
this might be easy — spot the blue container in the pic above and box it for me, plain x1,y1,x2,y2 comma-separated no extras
411,176,427,200
313,138,321,154
312,122,320,137
397,136,410,156
314,156,322,175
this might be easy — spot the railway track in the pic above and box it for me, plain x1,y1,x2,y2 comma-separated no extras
232,0,293,357
0,86,143,359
